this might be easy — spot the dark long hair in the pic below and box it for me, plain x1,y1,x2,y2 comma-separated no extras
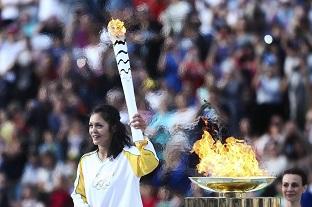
91,104,132,158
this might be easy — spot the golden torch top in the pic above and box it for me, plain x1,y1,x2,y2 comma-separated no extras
107,19,127,40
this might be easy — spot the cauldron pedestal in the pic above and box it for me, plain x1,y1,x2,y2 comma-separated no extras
185,196,280,207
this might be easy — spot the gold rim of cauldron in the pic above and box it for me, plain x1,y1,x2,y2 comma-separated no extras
189,176,276,193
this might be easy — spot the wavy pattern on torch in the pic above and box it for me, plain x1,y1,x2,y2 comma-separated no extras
116,50,128,56
114,40,126,46
117,59,130,65
119,68,131,74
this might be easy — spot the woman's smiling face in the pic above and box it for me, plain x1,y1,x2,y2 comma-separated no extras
89,113,112,147
282,174,306,203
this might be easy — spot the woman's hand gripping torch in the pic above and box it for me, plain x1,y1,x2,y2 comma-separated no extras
107,19,144,142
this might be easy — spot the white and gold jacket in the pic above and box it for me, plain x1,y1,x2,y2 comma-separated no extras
71,139,159,207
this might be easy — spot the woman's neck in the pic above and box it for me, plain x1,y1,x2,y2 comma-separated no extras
285,201,301,207
97,146,109,161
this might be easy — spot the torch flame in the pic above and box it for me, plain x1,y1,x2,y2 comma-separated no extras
107,19,126,38
192,131,267,177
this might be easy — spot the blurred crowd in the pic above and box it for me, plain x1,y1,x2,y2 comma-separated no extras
0,0,312,206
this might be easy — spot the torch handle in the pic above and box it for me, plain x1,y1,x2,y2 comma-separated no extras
111,39,144,142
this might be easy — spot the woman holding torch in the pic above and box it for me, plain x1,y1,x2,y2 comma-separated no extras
71,19,159,207
71,104,159,207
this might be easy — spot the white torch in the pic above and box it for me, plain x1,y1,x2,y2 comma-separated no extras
106,19,144,142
